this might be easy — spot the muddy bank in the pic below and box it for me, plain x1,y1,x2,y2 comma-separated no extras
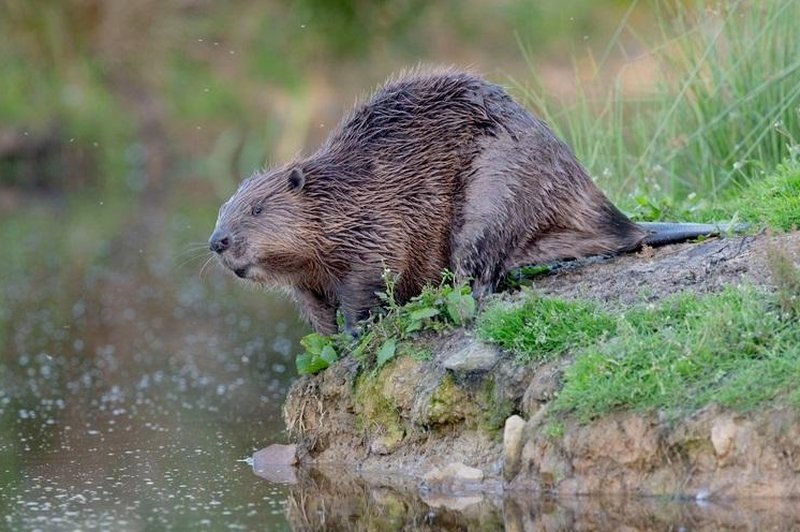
282,232,800,500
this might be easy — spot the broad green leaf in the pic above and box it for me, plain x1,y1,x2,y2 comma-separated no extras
446,291,476,325
296,354,330,375
320,345,338,365
376,338,397,367
405,320,423,334
296,353,314,375
408,307,440,321
300,333,329,355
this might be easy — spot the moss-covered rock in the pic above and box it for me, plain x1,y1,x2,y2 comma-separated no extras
424,374,473,426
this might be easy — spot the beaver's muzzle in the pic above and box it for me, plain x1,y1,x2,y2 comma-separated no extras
209,228,231,254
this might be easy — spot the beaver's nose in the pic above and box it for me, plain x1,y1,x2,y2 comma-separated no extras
209,229,231,254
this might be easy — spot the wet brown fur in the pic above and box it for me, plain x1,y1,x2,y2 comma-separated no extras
211,68,646,334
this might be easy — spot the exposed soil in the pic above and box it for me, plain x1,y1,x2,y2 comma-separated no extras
282,232,800,503
520,230,788,306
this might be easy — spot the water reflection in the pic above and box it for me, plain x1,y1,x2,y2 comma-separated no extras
278,464,800,531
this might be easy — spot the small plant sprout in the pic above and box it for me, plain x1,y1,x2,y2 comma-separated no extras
295,271,477,374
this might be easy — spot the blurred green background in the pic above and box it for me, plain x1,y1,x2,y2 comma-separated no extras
0,0,655,202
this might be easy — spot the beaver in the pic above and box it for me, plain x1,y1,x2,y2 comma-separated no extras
209,68,722,334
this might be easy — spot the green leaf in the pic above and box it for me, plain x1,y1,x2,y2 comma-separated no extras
405,320,423,334
300,333,329,356
376,338,397,367
320,345,338,365
295,353,330,375
351,330,375,362
634,196,662,221
295,353,313,374
408,307,440,321
446,291,476,325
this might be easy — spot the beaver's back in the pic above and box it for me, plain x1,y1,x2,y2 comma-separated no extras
311,70,507,298
311,68,640,301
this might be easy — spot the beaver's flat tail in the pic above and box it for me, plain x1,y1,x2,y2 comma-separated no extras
637,222,747,247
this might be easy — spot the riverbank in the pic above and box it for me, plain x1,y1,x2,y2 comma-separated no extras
281,230,800,500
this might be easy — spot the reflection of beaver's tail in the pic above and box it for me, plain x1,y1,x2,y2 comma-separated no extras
637,221,748,247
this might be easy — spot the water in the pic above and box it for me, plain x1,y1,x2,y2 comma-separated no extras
2,192,800,530
1,192,302,529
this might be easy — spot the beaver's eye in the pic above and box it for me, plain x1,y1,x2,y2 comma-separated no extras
251,205,263,216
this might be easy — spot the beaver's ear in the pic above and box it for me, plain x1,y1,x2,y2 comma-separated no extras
288,168,305,192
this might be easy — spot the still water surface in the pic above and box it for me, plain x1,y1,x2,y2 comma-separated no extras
1,194,301,529
2,193,800,530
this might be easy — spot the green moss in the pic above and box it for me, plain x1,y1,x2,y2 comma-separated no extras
426,374,470,426
399,342,434,362
352,369,404,440
475,377,516,438
477,294,616,362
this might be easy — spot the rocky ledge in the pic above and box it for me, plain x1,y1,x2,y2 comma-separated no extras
281,232,800,500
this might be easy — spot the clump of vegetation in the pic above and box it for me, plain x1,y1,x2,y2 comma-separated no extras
477,284,800,423
426,374,470,426
477,294,615,363
296,271,476,375
294,333,340,376
551,287,800,422
718,159,800,231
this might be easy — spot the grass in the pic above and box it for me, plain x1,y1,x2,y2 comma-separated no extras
712,159,800,231
477,294,615,363
478,286,799,420
516,0,800,210
478,247,800,423
552,286,800,421
656,154,800,229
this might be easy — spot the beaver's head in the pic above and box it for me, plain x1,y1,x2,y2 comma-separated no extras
209,166,314,285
